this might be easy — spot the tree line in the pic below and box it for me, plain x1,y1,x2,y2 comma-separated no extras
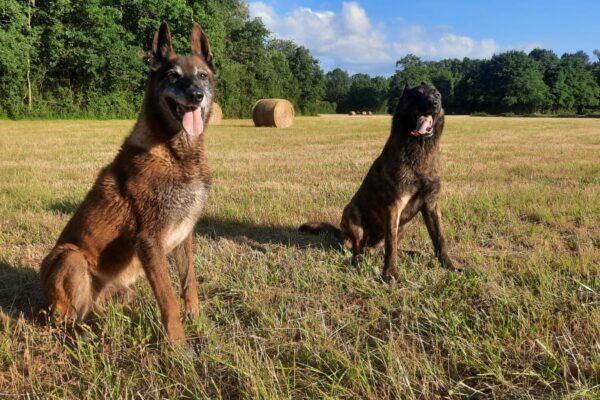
2,0,599,119
326,50,600,115
1,0,330,119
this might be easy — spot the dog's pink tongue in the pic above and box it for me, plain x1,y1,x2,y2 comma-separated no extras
182,108,204,136
412,115,433,136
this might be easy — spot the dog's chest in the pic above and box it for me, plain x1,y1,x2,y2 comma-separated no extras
162,181,210,252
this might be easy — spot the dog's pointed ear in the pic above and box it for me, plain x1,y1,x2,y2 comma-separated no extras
401,82,411,97
191,22,214,69
151,21,175,70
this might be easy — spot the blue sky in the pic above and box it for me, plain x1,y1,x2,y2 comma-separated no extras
248,0,600,76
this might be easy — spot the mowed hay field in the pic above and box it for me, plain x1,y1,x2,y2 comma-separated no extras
0,116,599,399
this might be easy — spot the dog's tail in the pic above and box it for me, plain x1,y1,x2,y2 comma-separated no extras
298,222,343,242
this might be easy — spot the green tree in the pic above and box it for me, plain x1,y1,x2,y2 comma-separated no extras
347,74,389,113
284,45,325,115
0,0,32,117
592,50,600,96
388,55,430,113
529,48,560,82
265,42,300,102
35,0,147,116
485,51,551,113
370,76,390,113
427,59,462,112
2,1,598,119
553,52,599,113
395,54,430,84
324,68,351,113
452,58,487,113
222,17,270,116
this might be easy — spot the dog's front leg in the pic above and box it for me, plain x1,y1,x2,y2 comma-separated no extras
136,235,186,345
382,195,411,282
172,233,199,319
421,201,458,270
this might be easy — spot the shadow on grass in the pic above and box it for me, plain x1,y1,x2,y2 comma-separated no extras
196,215,425,260
47,199,341,251
0,262,46,318
46,200,422,257
48,199,79,215
196,215,342,251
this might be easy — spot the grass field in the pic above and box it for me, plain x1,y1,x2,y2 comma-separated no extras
0,116,598,399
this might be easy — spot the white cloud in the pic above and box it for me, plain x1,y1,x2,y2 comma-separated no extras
392,31,500,60
248,1,278,26
248,1,538,75
249,1,391,71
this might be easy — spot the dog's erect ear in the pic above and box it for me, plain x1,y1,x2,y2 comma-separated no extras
420,81,427,86
151,21,175,70
191,22,214,68
401,82,411,97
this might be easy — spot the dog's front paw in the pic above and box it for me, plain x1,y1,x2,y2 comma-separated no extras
173,341,197,361
380,271,398,284
441,256,464,272
184,307,200,321
182,295,200,320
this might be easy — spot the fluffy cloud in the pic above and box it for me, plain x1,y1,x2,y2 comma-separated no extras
249,2,392,72
248,1,537,75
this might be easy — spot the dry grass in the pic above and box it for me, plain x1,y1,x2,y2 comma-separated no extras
0,116,598,399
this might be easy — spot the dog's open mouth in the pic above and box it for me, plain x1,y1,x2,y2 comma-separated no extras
166,98,204,136
411,115,434,137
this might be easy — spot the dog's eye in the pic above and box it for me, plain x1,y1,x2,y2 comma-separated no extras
167,69,180,82
198,72,208,80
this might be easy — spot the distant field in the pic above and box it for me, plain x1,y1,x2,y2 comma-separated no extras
0,116,598,398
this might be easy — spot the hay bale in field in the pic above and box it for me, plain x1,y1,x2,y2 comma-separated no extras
367,111,373,115
349,111,356,116
208,103,222,125
361,111,367,115
252,99,295,128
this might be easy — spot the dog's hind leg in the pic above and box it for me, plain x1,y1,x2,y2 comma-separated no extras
172,234,199,319
344,221,365,266
351,238,365,266
341,205,366,266
93,282,137,310
40,244,94,321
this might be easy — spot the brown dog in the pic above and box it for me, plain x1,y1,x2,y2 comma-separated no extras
300,83,460,281
40,21,216,345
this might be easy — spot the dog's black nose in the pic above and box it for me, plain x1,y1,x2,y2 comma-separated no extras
431,99,440,108
190,90,204,103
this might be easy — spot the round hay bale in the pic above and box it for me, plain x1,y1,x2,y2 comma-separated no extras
252,99,295,128
367,111,373,115
208,103,222,125
361,111,367,115
349,111,356,116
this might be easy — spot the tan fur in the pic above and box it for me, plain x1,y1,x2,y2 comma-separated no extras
40,21,216,345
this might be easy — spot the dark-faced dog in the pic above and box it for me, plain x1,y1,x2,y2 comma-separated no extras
40,21,216,345
300,83,460,281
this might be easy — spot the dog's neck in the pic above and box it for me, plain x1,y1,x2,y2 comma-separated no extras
126,105,206,161
380,111,444,172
